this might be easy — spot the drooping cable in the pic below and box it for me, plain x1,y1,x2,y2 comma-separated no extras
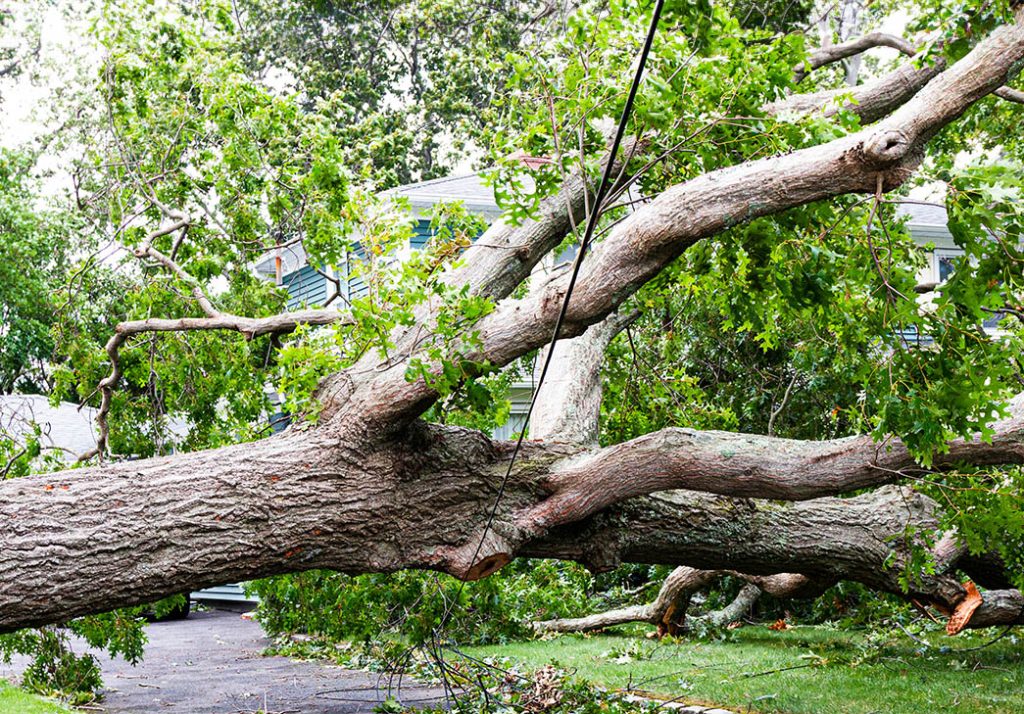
431,0,666,640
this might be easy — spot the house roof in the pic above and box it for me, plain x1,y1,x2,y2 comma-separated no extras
896,200,955,248
0,394,190,462
0,394,99,461
382,171,536,218
253,242,309,277
253,174,955,276
897,201,949,228
386,173,501,208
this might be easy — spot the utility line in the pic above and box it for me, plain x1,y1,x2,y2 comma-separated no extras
432,0,666,640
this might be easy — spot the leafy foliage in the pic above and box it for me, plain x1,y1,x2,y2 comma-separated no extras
0,151,77,395
233,0,548,184
249,560,596,646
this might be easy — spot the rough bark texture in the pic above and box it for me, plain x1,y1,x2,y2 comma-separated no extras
522,486,1024,627
3,418,1021,633
3,8,1024,637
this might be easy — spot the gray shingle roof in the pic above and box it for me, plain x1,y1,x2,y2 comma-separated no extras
0,394,99,461
0,394,190,462
385,173,502,209
897,201,949,227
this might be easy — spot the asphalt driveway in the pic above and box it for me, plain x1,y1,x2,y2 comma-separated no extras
2,609,445,714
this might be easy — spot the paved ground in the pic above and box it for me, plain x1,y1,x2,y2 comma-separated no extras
1,609,445,714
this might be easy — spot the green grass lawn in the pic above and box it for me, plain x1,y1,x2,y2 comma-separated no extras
464,625,1024,713
0,682,70,714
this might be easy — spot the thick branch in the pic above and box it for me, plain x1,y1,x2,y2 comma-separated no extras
530,310,640,445
522,487,1023,630
513,401,1024,535
352,11,1024,431
2,420,1022,633
771,59,944,123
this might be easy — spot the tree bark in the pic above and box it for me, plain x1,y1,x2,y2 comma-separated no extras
530,310,639,445
3,416,1022,633
2,7,1024,637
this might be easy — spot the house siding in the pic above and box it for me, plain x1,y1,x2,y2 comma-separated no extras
283,265,328,309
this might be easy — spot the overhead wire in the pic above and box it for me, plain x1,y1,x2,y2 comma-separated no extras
427,0,667,646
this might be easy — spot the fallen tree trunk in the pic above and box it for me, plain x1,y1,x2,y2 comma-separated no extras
3,6,1024,637
3,412,1020,632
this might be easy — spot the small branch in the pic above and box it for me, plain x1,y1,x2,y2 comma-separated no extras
133,214,219,318
795,32,917,83
78,308,352,463
533,568,817,635
994,85,1024,103
794,31,1023,105
767,371,798,437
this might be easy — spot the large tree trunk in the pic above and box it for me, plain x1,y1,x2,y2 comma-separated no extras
3,414,1023,632
3,6,1024,638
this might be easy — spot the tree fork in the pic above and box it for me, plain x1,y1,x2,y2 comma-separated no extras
3,418,1022,633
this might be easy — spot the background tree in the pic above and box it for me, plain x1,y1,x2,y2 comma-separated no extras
233,0,554,183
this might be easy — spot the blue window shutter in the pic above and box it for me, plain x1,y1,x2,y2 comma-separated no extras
411,220,432,251
348,243,369,299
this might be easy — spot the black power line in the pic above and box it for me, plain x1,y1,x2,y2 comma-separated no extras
432,0,666,640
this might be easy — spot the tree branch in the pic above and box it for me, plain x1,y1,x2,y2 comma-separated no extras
522,486,1024,630
533,567,819,635
794,32,917,83
507,396,1024,542
530,309,641,445
994,85,1024,103
791,29,1024,107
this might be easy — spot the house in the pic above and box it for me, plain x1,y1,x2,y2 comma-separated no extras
0,394,189,463
900,201,1003,334
0,394,102,462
